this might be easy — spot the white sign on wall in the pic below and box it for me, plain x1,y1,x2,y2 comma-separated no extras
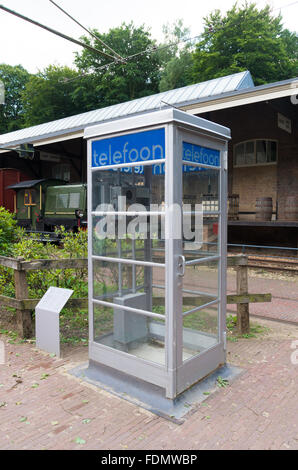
40,151,61,162
278,113,292,134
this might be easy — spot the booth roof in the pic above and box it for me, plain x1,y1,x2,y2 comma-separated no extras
0,71,254,148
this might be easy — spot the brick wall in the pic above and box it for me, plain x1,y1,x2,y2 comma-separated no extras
232,165,277,219
203,98,298,220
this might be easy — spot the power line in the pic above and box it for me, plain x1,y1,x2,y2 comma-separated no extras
63,8,271,82
272,1,298,12
62,0,297,84
61,0,298,85
63,33,201,83
2,2,295,85
0,3,117,61
49,0,125,63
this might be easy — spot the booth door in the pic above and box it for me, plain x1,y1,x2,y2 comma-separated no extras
176,134,227,395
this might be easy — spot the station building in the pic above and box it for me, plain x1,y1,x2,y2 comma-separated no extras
0,70,297,247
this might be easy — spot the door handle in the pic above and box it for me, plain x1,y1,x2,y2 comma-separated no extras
177,255,185,277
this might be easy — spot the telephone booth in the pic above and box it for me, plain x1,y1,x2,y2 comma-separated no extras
85,109,230,400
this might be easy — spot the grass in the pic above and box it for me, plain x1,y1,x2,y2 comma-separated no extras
226,314,270,342
60,308,89,346
0,305,269,348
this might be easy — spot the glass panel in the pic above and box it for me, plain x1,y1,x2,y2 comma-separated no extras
183,168,219,205
92,165,164,212
183,165,219,259
182,259,219,314
93,303,166,364
244,141,255,165
69,192,81,208
182,304,219,361
256,140,267,163
234,143,245,165
92,259,165,311
93,271,165,365
57,193,69,209
53,163,70,182
181,153,220,361
30,189,36,205
183,215,219,259
24,189,36,206
24,191,29,205
268,141,277,162
92,220,166,263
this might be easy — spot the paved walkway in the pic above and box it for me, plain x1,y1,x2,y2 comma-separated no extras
0,319,297,450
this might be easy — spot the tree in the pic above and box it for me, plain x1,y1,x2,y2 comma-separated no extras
158,19,194,92
74,22,160,106
0,64,30,134
21,65,99,127
192,2,298,86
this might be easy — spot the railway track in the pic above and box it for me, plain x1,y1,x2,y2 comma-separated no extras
229,253,298,273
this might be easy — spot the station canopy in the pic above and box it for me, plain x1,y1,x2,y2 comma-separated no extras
0,71,254,150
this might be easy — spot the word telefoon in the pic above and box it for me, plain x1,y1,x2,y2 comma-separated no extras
92,128,220,173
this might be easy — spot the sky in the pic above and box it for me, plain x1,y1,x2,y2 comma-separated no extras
0,0,297,73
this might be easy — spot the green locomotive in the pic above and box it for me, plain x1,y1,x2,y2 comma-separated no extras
7,179,87,232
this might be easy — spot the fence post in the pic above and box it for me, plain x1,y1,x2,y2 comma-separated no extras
14,257,32,338
236,255,250,334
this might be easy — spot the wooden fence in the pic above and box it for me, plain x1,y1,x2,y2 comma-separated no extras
0,254,271,338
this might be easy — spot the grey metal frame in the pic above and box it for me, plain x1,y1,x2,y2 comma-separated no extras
85,109,230,399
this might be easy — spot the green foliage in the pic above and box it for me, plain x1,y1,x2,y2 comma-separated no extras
158,19,195,92
21,65,98,127
0,8,297,133
0,227,88,300
75,22,160,105
192,2,298,85
226,314,237,332
0,63,31,133
216,376,229,388
0,207,21,256
159,50,194,92
226,314,269,341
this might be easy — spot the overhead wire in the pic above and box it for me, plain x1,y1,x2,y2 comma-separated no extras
0,3,117,61
0,1,296,84
272,1,298,12
62,1,298,83
62,33,202,83
48,0,125,62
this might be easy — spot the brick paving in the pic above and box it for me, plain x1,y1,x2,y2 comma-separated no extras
0,319,297,450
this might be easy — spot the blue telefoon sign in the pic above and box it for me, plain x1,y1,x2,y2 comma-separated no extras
91,128,220,174
182,142,220,170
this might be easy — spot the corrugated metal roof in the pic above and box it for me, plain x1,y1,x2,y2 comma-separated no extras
0,71,254,148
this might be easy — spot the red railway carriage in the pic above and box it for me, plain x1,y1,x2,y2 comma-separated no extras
0,168,30,212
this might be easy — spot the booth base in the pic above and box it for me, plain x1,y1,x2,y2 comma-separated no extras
69,360,243,422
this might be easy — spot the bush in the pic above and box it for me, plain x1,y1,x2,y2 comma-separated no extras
0,207,21,256
0,227,88,299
